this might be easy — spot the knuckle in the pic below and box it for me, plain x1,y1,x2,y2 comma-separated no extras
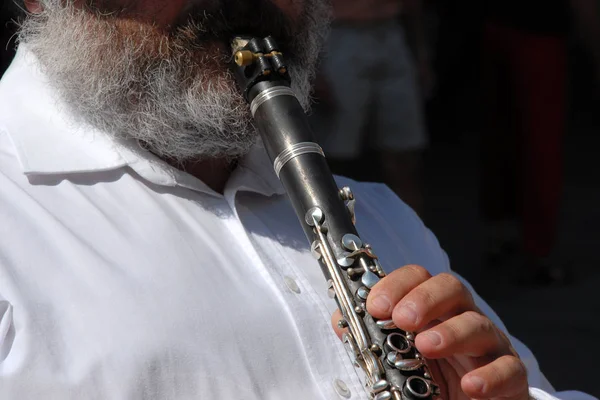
443,319,463,344
489,360,504,382
433,273,475,310
506,355,527,376
404,264,432,281
475,356,528,397
437,272,460,288
438,273,468,296
464,311,495,334
368,278,387,295
371,272,397,293
410,286,437,309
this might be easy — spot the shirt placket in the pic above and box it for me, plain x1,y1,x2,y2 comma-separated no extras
232,197,368,400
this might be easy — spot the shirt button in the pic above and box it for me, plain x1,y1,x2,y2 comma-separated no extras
333,378,352,398
283,276,301,294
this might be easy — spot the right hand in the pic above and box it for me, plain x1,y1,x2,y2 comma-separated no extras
331,265,529,400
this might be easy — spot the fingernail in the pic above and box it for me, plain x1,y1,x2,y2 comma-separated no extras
370,295,391,314
466,376,486,393
395,303,418,324
422,331,442,347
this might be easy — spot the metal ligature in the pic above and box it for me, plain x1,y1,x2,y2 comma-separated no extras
231,36,440,400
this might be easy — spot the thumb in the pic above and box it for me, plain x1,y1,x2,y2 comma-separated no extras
330,309,348,340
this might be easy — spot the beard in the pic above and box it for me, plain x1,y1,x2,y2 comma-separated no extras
18,0,330,162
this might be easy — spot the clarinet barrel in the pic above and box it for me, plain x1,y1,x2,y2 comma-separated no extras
231,36,439,400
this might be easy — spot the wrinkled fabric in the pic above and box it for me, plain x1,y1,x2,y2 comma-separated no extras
0,45,593,400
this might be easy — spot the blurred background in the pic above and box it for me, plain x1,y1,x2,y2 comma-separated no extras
310,0,600,395
2,0,599,397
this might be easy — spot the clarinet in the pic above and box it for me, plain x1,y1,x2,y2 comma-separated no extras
231,36,440,400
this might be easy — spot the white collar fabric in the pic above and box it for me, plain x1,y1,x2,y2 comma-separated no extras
0,44,285,198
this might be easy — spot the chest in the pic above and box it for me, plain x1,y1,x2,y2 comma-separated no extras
0,183,374,399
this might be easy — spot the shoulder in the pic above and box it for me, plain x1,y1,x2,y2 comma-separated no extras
334,176,451,276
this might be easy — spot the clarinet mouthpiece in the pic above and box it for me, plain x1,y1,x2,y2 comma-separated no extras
230,35,291,101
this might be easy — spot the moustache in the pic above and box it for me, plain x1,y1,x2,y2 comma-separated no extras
176,0,300,60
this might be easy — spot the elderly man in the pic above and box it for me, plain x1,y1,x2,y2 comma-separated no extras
0,1,593,400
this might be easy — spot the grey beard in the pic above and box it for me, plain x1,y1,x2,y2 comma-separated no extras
18,0,330,162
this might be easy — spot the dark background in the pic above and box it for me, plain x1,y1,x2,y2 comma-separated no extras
422,2,600,396
1,1,599,397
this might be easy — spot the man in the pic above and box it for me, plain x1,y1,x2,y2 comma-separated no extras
0,1,592,399
311,0,429,215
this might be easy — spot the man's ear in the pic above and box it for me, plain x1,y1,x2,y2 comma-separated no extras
23,0,43,13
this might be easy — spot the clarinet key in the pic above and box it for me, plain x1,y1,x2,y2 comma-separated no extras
361,269,380,289
370,343,383,356
371,379,389,394
376,319,397,330
374,391,392,400
342,233,362,251
395,358,424,371
347,267,364,280
357,286,369,300
386,351,398,367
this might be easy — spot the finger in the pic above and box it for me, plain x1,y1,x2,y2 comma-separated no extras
330,309,347,340
366,265,432,319
391,273,475,331
415,311,509,359
462,355,529,400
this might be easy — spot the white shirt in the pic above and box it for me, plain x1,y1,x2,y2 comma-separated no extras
0,46,593,400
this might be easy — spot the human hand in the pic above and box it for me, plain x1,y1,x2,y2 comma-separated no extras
331,265,529,400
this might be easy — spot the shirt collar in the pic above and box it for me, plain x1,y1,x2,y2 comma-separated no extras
0,45,284,197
